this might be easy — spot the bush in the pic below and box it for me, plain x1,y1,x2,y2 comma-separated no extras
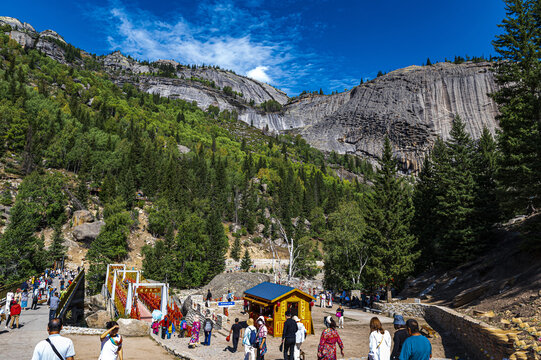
252,236,262,244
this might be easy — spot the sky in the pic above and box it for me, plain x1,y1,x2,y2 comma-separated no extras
3,0,506,95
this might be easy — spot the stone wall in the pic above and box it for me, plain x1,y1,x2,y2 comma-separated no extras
372,302,427,318
372,303,516,360
425,305,515,360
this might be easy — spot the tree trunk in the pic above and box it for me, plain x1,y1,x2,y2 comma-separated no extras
386,284,392,303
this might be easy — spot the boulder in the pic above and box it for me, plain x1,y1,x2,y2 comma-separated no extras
85,294,106,313
85,310,110,329
199,272,270,301
72,210,93,227
117,318,150,337
72,221,104,242
177,145,191,154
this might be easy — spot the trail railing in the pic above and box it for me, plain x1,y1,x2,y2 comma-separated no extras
55,270,85,320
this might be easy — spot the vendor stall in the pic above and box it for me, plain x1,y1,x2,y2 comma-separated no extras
244,282,315,337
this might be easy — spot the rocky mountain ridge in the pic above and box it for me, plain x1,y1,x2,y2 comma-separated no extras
1,16,500,171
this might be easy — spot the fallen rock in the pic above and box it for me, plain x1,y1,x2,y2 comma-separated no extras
453,281,493,308
85,310,110,329
72,221,105,242
72,210,93,227
117,318,150,337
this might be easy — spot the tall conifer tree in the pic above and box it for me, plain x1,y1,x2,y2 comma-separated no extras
365,137,418,301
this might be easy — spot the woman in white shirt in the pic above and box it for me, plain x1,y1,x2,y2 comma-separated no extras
368,317,391,360
99,321,123,360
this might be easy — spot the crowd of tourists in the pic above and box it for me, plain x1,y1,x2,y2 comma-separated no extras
151,304,431,360
1,268,77,331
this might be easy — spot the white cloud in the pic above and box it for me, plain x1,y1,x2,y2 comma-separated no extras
247,66,271,83
87,0,358,95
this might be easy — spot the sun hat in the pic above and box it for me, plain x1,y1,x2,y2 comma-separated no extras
393,314,406,326
257,316,265,324
293,316,300,322
247,318,254,326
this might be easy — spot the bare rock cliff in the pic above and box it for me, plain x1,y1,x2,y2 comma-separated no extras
1,16,499,172
295,62,499,172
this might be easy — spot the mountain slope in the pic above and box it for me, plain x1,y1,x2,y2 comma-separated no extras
1,16,499,172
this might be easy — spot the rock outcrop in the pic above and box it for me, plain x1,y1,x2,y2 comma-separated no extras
72,220,104,242
0,16,500,171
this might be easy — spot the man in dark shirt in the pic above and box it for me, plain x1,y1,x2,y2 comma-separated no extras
391,314,408,360
281,311,297,360
228,318,243,352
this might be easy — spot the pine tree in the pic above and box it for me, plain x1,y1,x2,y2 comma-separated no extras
49,225,66,262
433,116,477,267
230,236,241,261
412,150,442,270
426,57,432,66
240,248,252,271
365,137,418,301
206,209,228,280
492,0,541,214
473,128,501,237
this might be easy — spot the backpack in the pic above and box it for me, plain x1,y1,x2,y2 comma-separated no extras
181,320,187,330
249,327,257,346
204,320,212,332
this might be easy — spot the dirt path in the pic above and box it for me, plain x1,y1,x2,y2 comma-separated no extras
152,303,458,359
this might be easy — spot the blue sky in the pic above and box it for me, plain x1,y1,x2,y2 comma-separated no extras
3,0,505,95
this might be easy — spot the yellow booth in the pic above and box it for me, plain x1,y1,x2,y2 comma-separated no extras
244,282,315,337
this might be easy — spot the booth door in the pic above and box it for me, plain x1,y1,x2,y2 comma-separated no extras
287,301,299,317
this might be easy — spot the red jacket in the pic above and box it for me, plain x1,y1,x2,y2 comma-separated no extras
10,303,21,315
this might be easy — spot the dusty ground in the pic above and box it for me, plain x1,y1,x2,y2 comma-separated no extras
70,334,175,360
153,302,458,360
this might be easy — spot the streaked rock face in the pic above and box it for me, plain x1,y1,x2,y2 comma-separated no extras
296,62,499,173
1,16,499,172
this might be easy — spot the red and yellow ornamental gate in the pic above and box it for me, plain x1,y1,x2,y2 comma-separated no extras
105,264,169,319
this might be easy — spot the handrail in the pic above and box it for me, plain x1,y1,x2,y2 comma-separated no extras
0,281,22,306
55,270,84,319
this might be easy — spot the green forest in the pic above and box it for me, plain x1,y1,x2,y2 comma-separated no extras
0,0,539,295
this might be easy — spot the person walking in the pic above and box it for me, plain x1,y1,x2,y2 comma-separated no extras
243,318,257,360
49,292,60,321
31,318,75,360
189,316,201,348
317,316,344,360
21,289,29,310
203,317,214,346
256,316,268,360
293,316,306,360
99,321,123,360
32,287,40,310
206,289,212,307
391,315,408,360
179,318,187,338
282,311,297,360
399,319,432,360
320,292,326,308
336,305,344,328
228,318,243,352
9,300,21,329
368,317,392,360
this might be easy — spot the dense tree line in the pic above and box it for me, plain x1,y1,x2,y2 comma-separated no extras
0,31,366,290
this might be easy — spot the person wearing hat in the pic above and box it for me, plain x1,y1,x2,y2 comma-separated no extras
256,316,267,360
293,316,306,360
243,318,257,360
391,314,407,360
